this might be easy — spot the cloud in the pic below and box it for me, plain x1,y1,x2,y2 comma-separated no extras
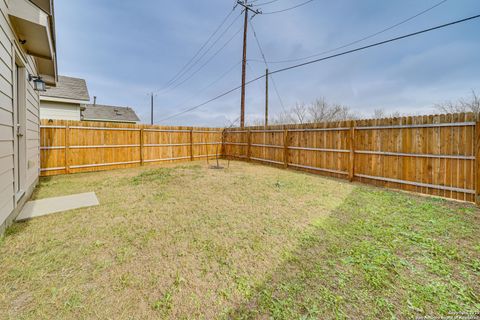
55,0,480,125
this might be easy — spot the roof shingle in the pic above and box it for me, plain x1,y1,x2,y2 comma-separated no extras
40,75,90,102
82,104,140,123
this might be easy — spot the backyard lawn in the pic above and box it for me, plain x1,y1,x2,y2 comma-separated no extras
0,161,478,319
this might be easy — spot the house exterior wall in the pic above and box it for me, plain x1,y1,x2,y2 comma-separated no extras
40,101,81,120
0,0,43,234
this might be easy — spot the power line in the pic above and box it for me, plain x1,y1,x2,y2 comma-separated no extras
251,0,281,6
262,0,316,15
168,61,241,113
249,21,268,64
160,12,243,93
157,73,264,122
250,0,448,64
158,7,237,92
269,14,480,75
157,14,480,122
270,75,286,111
157,11,242,96
166,26,243,92
249,20,286,111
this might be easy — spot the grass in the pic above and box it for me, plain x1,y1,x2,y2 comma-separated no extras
0,161,478,319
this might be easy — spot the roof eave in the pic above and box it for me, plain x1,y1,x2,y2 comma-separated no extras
40,96,90,105
82,118,139,123
8,0,57,84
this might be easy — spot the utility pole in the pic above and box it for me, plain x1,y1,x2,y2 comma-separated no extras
150,93,154,125
237,0,261,128
240,1,248,128
265,68,269,127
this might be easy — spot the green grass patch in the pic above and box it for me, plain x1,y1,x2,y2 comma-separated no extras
131,168,172,185
228,187,480,319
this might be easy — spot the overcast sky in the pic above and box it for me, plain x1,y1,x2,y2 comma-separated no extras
55,0,480,126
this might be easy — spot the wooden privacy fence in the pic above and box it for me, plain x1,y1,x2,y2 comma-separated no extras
41,113,480,204
224,113,479,204
40,120,224,176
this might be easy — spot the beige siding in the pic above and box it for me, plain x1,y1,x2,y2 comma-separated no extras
0,0,41,229
0,1,13,226
25,55,40,189
40,101,81,121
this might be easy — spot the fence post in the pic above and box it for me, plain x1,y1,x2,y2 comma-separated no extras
140,128,144,166
65,124,70,174
476,121,480,205
247,128,251,161
349,121,356,182
283,127,289,168
221,129,226,159
190,128,194,161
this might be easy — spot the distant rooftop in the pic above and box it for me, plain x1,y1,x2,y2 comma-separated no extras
40,76,90,102
82,104,140,123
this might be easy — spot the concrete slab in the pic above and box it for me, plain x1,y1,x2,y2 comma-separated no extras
16,192,99,221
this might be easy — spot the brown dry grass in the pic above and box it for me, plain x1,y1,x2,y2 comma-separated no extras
0,161,355,319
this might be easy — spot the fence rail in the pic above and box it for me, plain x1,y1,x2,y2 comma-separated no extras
40,120,224,176
224,112,479,204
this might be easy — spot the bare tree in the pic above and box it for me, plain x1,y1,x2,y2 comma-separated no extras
308,98,356,122
373,108,387,119
271,97,356,124
435,90,480,114
308,98,354,122
463,90,480,113
308,98,331,122
291,103,308,124
372,108,401,119
331,104,356,121
272,110,294,125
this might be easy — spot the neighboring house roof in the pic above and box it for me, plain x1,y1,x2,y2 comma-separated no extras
82,104,140,123
40,76,90,103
